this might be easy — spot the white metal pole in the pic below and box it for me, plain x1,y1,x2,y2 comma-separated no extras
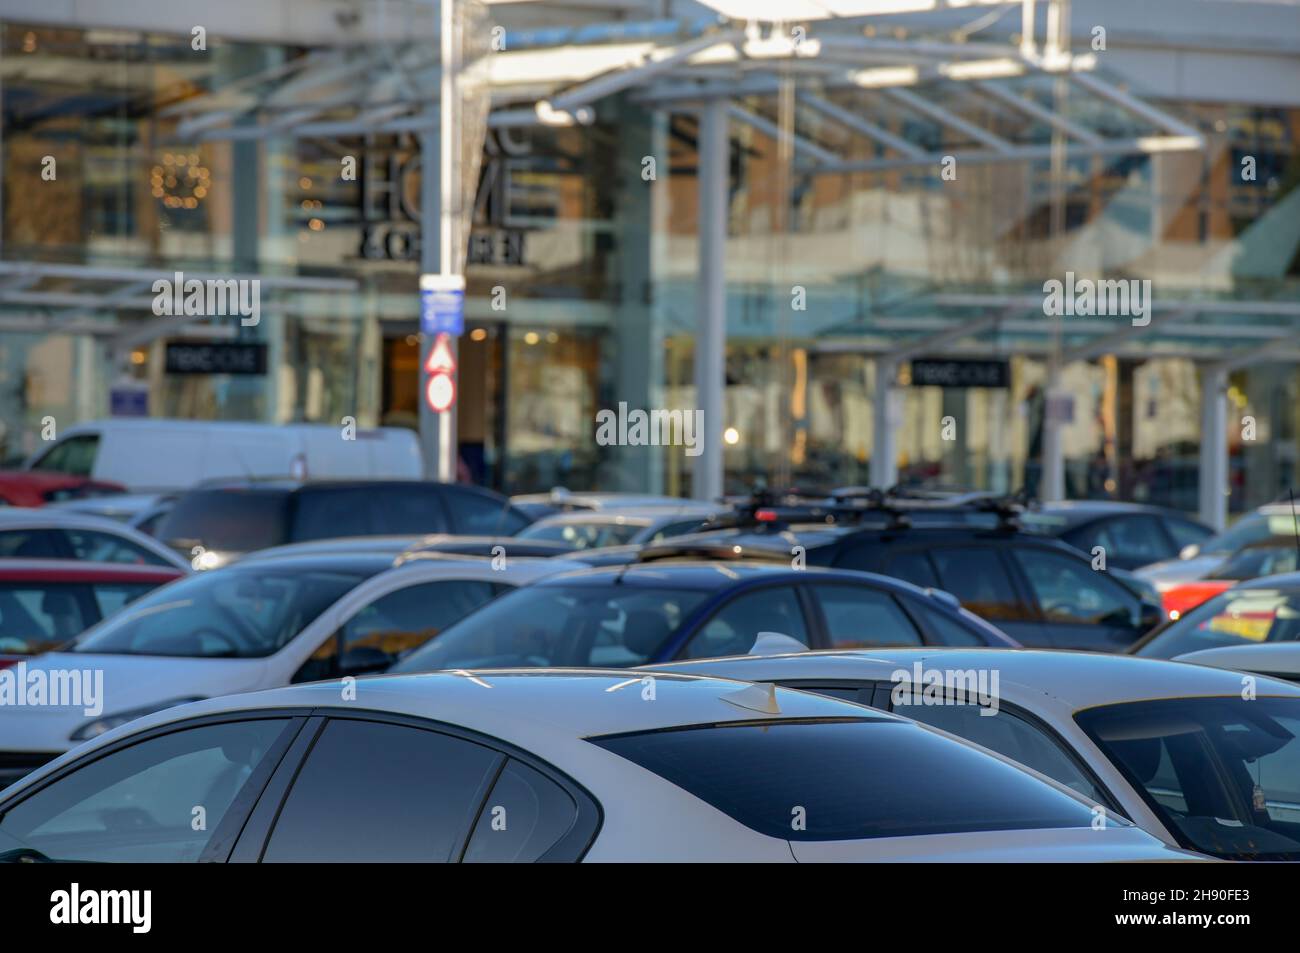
694,98,727,502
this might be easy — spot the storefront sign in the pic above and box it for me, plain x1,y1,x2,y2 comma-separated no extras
164,342,267,375
910,358,1010,389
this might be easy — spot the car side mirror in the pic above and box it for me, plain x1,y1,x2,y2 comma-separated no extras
1179,544,1200,560
338,645,392,676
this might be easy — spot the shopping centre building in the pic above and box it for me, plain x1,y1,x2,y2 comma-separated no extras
0,0,1297,527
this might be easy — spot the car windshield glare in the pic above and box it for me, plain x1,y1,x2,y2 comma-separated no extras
1076,696,1300,861
390,584,708,671
70,567,371,658
1136,587,1300,659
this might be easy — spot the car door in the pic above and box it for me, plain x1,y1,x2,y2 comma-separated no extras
229,714,598,862
1005,544,1146,651
804,582,925,649
924,546,1046,646
675,584,813,659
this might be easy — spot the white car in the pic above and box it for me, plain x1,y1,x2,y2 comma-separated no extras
1176,643,1300,683
0,552,585,784
515,504,724,550
647,648,1300,861
0,509,189,571
0,669,1196,862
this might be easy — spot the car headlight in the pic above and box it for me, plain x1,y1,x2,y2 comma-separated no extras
69,697,204,742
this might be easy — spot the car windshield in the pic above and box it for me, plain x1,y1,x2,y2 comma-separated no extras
1135,587,1300,659
1210,540,1298,580
69,566,373,658
157,489,290,554
516,520,645,549
592,718,1102,841
1076,696,1300,860
390,584,708,670
1201,512,1296,556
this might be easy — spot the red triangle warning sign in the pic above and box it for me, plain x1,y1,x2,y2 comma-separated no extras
425,333,456,375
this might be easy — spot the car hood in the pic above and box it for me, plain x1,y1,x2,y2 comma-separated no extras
1134,554,1225,587
789,825,1206,862
0,652,270,753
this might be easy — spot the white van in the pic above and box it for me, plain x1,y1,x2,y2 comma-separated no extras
24,419,423,492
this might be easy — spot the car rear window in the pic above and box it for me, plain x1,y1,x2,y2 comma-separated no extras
590,717,1098,841
157,489,291,554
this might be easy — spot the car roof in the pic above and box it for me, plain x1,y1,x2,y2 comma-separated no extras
532,560,880,590
0,558,183,582
213,551,399,574
1237,570,1300,590
100,669,901,748
0,508,150,532
646,648,1300,708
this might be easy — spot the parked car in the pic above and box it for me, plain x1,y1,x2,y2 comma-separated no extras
1175,643,1300,683
0,670,1195,861
1135,501,1300,593
1019,501,1213,571
0,552,585,785
509,490,701,521
0,559,183,664
0,509,190,571
45,493,176,537
389,562,1018,676
1157,537,1300,619
647,648,1300,861
637,513,1163,651
515,505,723,551
154,479,533,568
0,471,125,508
239,534,577,564
1130,572,1300,659
24,419,422,493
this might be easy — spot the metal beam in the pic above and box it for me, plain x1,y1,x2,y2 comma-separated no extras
726,103,838,165
973,80,1102,144
796,92,925,158
883,86,1014,152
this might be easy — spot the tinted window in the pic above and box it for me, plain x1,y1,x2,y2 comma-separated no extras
810,584,922,648
1136,586,1300,659
72,566,370,658
1009,547,1139,627
1212,541,1298,580
30,434,99,477
909,601,987,646
295,579,500,682
463,760,578,863
1066,516,1172,566
262,719,499,862
90,582,159,620
899,702,1108,806
1077,697,1300,861
158,489,290,553
0,719,288,862
592,718,1098,841
391,585,708,671
291,487,383,540
829,541,884,573
61,528,172,567
1166,518,1213,550
682,586,808,659
646,519,708,543
0,528,62,559
0,583,94,655
443,488,527,535
930,547,1027,621
883,551,939,589
368,485,451,536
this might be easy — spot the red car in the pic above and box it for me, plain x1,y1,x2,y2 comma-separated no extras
0,560,183,666
0,471,126,508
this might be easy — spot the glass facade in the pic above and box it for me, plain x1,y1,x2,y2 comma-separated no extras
2,21,1298,511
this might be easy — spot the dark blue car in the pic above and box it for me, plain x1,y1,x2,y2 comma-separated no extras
389,562,1018,673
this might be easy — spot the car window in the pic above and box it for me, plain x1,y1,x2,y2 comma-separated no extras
60,528,172,567
29,434,99,477
463,760,579,863
0,582,95,655
261,719,499,862
591,718,1100,841
930,547,1028,621
0,528,63,559
1135,586,1300,658
90,582,159,620
71,566,371,658
909,601,987,646
900,702,1109,806
1066,516,1172,566
809,584,922,648
367,485,451,536
442,487,526,535
157,489,290,553
1212,542,1298,580
518,520,642,549
883,551,940,589
646,519,707,544
1009,547,1139,627
290,487,383,541
294,579,500,682
0,719,289,862
681,586,809,659
391,584,708,670
1166,518,1213,550
1077,697,1300,861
